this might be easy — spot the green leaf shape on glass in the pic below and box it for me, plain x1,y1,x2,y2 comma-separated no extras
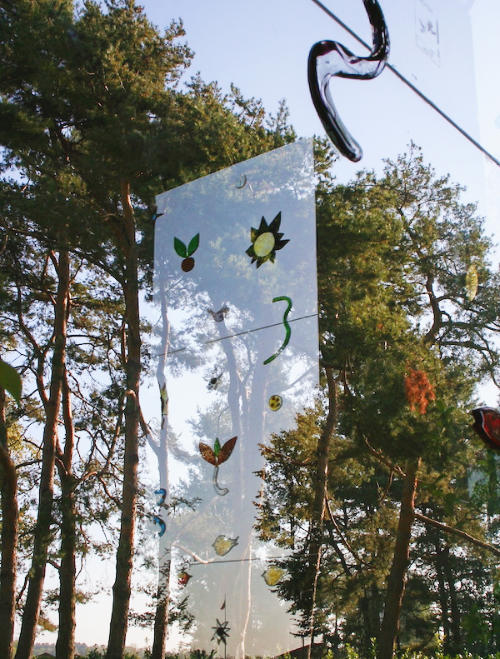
0,359,21,403
263,296,292,365
187,233,200,256
174,237,188,258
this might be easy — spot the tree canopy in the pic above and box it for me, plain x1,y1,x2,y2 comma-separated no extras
0,1,498,658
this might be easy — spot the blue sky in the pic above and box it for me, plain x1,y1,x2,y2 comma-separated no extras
139,0,500,213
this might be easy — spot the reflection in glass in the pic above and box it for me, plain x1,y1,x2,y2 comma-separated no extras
152,140,319,656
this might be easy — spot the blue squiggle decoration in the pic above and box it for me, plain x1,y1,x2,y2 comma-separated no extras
153,515,166,537
154,488,166,506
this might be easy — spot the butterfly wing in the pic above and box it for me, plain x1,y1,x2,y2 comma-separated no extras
199,442,217,465
218,436,238,465
471,407,500,451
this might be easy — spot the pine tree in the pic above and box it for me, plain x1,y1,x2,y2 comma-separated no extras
1,2,302,656
256,145,500,657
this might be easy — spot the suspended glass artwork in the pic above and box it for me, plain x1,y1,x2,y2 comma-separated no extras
308,0,390,161
471,407,500,452
152,139,318,656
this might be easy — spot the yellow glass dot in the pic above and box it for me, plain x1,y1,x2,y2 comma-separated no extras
269,395,282,411
254,232,275,257
262,566,285,586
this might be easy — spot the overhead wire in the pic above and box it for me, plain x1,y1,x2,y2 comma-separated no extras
310,0,500,170
164,312,319,356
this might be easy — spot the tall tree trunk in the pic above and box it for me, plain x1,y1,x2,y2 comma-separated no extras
359,594,373,656
442,545,461,654
307,367,337,659
151,516,171,659
0,387,19,659
151,280,170,659
370,585,382,644
151,580,170,659
377,457,420,659
434,538,451,654
16,250,70,659
359,586,381,655
106,181,142,659
55,367,76,659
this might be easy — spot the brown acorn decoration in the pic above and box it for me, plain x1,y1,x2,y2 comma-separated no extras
178,570,192,587
174,234,200,272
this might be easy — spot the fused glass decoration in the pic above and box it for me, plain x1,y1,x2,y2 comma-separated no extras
153,139,318,656
308,0,390,161
471,407,500,451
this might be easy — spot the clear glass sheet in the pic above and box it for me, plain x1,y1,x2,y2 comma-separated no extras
389,0,477,138
152,139,318,657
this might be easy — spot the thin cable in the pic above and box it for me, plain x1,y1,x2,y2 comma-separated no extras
187,552,319,566
310,0,500,169
205,312,315,346
188,555,284,566
165,312,319,356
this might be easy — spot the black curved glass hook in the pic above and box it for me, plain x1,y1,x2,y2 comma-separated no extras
308,0,390,161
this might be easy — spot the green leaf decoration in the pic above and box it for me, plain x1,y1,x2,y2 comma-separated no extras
269,211,281,233
174,237,188,258
0,359,21,403
214,437,221,457
187,233,200,256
